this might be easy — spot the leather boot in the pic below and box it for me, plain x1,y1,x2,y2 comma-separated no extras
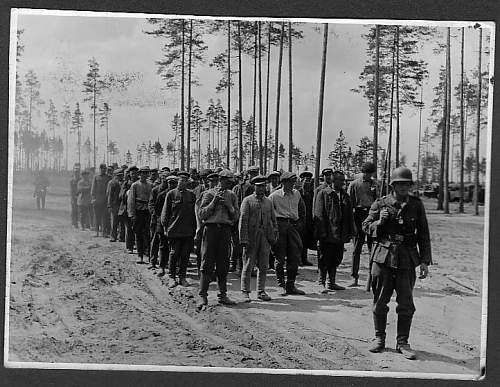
327,266,345,290
396,315,415,359
286,270,305,295
318,267,327,286
369,313,387,353
275,266,285,288
197,273,211,309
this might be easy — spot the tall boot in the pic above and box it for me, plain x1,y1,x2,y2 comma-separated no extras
286,270,305,295
197,273,210,308
275,265,285,288
369,313,387,353
327,266,345,291
318,267,327,286
217,274,235,305
396,315,416,359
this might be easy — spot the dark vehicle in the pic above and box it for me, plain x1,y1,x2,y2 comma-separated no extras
448,183,485,204
423,183,439,199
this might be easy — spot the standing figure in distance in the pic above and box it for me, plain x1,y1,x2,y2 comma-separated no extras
314,170,354,293
348,161,378,287
70,164,81,227
77,170,91,229
363,167,432,360
298,170,315,266
90,163,111,237
107,169,123,242
34,169,49,210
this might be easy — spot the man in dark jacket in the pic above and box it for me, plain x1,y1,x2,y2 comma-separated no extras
314,170,354,293
298,170,315,266
70,164,81,227
157,175,178,277
161,171,197,288
363,167,432,360
91,163,111,237
107,169,123,242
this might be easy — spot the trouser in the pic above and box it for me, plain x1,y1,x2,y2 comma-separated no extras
150,221,160,260
103,206,111,236
36,191,46,209
241,228,271,293
371,262,416,344
300,223,314,263
194,225,204,272
318,241,344,286
352,207,373,279
158,232,170,269
109,207,119,240
125,216,135,250
134,210,150,257
89,204,95,228
273,220,302,289
78,205,90,229
117,214,126,242
199,223,232,297
230,226,242,270
71,199,78,226
93,202,107,234
168,237,193,279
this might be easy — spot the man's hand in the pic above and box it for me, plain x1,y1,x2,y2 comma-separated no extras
379,208,390,223
419,263,429,279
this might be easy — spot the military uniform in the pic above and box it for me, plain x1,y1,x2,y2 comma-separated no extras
91,165,111,237
106,171,123,242
70,169,80,227
34,172,49,210
118,176,134,248
77,172,91,229
299,171,315,266
362,167,432,358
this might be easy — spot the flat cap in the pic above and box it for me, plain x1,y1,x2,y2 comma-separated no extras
150,167,158,173
218,169,234,178
250,175,267,185
177,171,190,178
321,167,334,175
280,171,297,181
267,171,281,179
247,166,260,174
113,169,124,176
207,172,220,180
126,165,139,172
99,163,107,169
166,175,178,182
200,168,213,178
299,170,313,178
139,166,150,172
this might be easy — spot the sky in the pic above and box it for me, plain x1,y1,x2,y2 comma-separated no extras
12,10,494,176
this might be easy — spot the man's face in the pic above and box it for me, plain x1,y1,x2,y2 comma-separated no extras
208,178,219,188
392,181,412,198
302,175,312,184
100,166,107,175
269,176,279,186
74,170,80,179
130,170,138,180
219,177,231,190
282,178,296,191
168,180,178,189
255,184,266,196
332,173,346,191
324,173,334,184
177,176,189,190
140,172,149,181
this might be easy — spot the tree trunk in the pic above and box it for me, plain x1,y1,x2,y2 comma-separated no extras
93,79,96,169
288,21,293,172
273,22,285,171
187,20,193,171
474,28,482,216
227,21,231,169
258,22,263,173
416,84,423,191
180,21,185,170
459,27,465,213
386,33,396,195
395,26,400,167
251,21,257,166
238,21,243,172
373,25,380,177
314,24,328,190
444,27,451,214
264,22,272,174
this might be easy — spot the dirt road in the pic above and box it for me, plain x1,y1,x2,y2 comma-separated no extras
6,182,485,377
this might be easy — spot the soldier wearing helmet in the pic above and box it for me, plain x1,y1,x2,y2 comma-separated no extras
362,167,432,360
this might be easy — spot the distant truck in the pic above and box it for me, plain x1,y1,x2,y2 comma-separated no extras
423,183,485,204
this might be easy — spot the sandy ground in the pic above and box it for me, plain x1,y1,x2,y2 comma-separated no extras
6,180,485,377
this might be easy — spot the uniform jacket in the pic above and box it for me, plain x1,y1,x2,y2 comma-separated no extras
313,187,354,244
362,194,432,269
148,183,167,223
239,193,278,246
160,188,196,238
91,173,111,205
70,177,79,202
127,180,153,218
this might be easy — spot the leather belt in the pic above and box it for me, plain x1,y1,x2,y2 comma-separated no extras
276,217,297,224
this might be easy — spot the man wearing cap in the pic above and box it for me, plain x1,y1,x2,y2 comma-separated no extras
119,166,137,250
128,166,153,264
107,169,123,242
77,170,91,229
239,175,278,302
91,163,111,237
157,175,178,277
161,171,196,287
266,171,281,196
70,164,81,228
348,161,378,287
298,170,315,266
269,171,306,295
314,170,354,293
198,169,240,307
363,167,432,360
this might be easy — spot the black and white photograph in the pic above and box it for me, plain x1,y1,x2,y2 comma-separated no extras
5,7,494,380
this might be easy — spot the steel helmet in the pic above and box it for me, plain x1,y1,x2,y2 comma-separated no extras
389,167,413,185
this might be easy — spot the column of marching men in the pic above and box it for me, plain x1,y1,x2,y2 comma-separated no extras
69,160,432,360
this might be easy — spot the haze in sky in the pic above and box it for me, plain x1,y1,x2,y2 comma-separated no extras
13,11,493,176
